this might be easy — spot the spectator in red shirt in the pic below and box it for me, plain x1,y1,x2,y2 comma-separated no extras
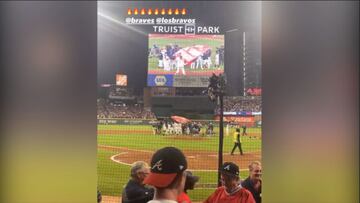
177,171,199,203
204,162,255,203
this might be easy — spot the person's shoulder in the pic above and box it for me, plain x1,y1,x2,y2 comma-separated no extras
241,177,251,187
238,187,254,198
213,186,226,194
148,200,161,203
205,187,225,203
177,192,191,203
239,188,256,203
125,180,144,193
240,187,252,193
125,179,134,188
148,200,177,203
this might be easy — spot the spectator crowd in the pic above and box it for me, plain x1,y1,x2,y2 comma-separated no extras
215,96,262,113
97,98,156,120
108,146,262,203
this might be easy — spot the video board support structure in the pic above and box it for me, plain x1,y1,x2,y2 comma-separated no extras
218,93,224,187
207,73,226,187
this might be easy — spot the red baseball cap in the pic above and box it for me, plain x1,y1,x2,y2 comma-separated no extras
144,147,187,188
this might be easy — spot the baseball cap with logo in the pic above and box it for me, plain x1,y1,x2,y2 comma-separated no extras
221,162,240,177
143,147,187,188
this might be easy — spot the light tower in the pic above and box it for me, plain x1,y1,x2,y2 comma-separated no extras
243,31,246,96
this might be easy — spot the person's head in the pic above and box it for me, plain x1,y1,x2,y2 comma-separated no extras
236,128,240,133
144,147,188,196
220,162,240,189
130,161,150,184
184,171,199,193
248,161,262,181
97,190,102,203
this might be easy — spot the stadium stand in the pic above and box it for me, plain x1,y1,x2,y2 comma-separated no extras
215,96,261,113
97,98,156,119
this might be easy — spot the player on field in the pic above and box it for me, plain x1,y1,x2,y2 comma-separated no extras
231,128,243,155
175,55,186,75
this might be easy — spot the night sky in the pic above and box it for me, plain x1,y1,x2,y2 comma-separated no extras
98,1,261,94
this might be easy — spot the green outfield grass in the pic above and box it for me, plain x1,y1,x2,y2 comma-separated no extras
97,124,261,201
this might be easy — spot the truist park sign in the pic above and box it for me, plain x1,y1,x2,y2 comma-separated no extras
125,8,220,34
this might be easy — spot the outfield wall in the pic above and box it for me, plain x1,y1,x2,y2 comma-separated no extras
97,118,261,127
97,118,157,125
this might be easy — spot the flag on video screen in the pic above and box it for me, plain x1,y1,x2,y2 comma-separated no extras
174,45,210,65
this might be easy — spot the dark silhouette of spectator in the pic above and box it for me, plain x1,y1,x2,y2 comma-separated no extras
97,190,102,203
177,171,200,203
122,161,154,203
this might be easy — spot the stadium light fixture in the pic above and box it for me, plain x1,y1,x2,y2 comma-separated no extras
225,28,239,33
243,31,246,96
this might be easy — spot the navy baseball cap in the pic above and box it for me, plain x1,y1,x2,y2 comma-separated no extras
184,171,199,190
221,162,240,177
144,147,187,188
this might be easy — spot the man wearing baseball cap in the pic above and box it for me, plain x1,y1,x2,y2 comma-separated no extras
144,147,188,203
204,162,255,203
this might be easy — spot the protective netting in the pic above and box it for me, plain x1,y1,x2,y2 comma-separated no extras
97,116,261,203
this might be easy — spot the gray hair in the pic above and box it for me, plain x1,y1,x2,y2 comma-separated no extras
130,161,149,178
248,161,261,171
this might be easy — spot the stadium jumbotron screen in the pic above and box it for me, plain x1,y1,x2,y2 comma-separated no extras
147,34,224,87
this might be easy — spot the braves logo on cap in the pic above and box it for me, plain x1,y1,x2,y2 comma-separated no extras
152,159,163,171
222,162,240,176
144,147,188,188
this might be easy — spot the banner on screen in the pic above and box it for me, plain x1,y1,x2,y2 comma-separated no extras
173,76,210,87
147,34,224,87
147,74,174,86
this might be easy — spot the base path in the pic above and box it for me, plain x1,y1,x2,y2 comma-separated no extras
99,145,261,171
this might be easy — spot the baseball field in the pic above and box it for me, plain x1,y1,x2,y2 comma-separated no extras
97,123,261,202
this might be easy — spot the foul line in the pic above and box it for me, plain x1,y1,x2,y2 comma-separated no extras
108,151,249,172
110,152,133,167
100,144,259,172
98,145,261,172
98,144,154,153
110,152,249,172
